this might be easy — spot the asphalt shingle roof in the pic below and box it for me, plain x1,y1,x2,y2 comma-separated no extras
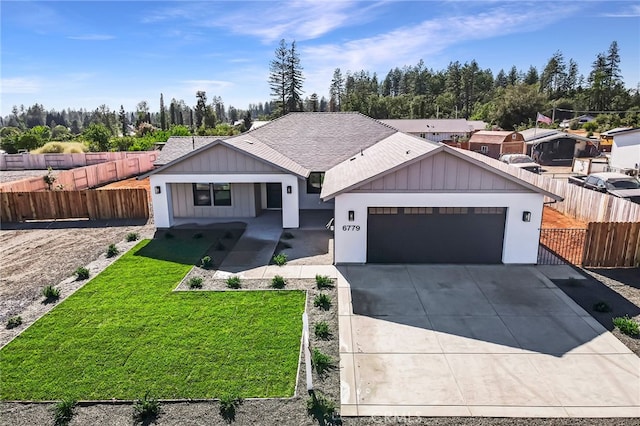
155,136,231,165
379,119,475,134
241,112,398,171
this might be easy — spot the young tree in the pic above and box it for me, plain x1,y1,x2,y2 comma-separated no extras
136,101,149,126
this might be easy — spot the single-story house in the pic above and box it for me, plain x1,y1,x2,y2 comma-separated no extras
144,113,561,264
559,114,595,129
599,127,633,153
610,127,640,173
379,119,482,143
520,128,598,165
466,130,525,159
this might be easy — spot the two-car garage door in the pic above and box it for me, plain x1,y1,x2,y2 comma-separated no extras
367,207,506,263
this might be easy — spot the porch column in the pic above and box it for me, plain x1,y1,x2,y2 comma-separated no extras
281,175,299,228
149,176,172,228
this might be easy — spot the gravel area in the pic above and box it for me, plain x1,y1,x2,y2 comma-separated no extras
0,170,58,183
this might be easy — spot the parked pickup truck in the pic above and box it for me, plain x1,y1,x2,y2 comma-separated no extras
568,172,640,204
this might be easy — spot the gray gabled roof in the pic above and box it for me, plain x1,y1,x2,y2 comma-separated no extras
519,128,594,144
321,134,562,201
320,133,440,199
240,112,398,171
379,119,474,134
142,137,309,179
602,127,638,136
155,136,231,166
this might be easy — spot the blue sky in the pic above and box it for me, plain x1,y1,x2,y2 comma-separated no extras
1,1,639,116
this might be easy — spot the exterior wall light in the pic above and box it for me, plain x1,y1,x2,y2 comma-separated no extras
154,186,161,194
522,211,531,222
348,210,355,221
286,185,292,194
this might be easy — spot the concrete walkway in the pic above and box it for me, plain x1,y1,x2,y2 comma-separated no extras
337,264,640,418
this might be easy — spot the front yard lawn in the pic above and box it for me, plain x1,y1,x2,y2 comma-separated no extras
0,238,306,401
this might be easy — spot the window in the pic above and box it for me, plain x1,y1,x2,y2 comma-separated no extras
306,172,325,194
213,183,232,206
193,183,211,206
480,145,489,153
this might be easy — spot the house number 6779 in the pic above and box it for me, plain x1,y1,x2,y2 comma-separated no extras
342,225,361,231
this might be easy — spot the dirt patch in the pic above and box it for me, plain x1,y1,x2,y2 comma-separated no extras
0,222,154,326
0,170,57,184
541,206,587,229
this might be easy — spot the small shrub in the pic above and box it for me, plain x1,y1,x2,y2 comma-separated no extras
271,275,286,289
593,301,612,313
6,316,22,329
282,231,295,240
215,241,226,251
53,398,76,426
313,293,331,310
272,253,288,266
164,232,174,239
132,391,160,422
42,285,60,300
200,255,212,269
192,232,203,239
188,277,203,289
226,276,241,289
613,315,639,336
306,391,336,424
219,394,242,422
126,232,139,242
314,321,331,339
315,274,334,289
566,277,581,286
311,348,335,375
43,167,57,190
74,266,90,280
106,243,119,258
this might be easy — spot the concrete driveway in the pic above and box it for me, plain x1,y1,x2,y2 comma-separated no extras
337,265,640,418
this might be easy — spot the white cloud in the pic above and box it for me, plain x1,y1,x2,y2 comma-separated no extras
144,1,383,43
601,4,640,17
301,3,579,95
0,77,41,94
67,34,116,41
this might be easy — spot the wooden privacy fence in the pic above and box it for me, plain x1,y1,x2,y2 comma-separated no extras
0,151,157,170
539,222,640,268
0,155,156,192
460,149,640,222
583,222,640,268
0,189,149,222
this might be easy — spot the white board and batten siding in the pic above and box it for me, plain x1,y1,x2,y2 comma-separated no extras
353,151,529,193
162,144,282,174
333,150,544,264
170,183,257,218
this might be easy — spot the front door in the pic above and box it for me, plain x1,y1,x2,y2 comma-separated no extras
266,183,282,209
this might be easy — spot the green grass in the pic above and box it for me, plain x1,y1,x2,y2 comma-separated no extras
0,238,305,401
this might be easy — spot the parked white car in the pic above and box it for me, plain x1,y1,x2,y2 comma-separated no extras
498,154,541,174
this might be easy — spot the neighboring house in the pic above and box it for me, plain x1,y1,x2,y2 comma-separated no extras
559,114,595,129
379,119,481,143
466,130,525,159
249,121,270,131
520,128,598,165
599,127,633,153
610,127,640,173
144,112,561,264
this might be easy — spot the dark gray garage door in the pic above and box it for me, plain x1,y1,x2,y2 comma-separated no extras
367,207,506,263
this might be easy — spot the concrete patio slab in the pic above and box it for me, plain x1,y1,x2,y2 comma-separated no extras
535,264,587,281
338,264,640,418
430,316,522,353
